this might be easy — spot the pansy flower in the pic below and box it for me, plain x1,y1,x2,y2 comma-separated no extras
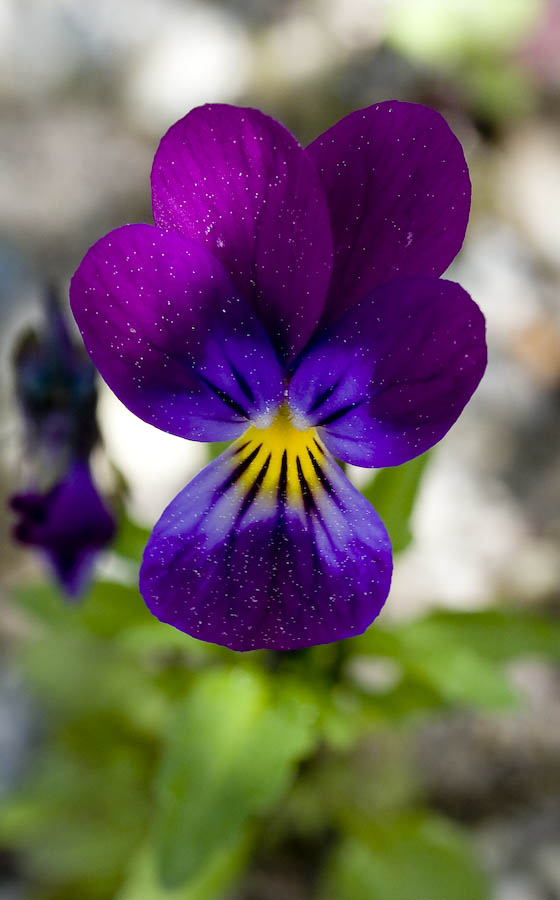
71,101,486,651
11,290,115,597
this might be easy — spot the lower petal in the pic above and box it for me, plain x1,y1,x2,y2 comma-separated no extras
140,423,392,651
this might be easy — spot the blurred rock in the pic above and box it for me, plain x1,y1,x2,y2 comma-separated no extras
494,873,543,900
0,0,183,103
0,104,153,272
415,663,560,821
124,4,251,133
478,810,560,900
498,124,560,268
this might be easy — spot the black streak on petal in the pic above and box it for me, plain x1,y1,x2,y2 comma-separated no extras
317,401,362,427
238,453,271,519
199,374,249,419
277,450,288,507
296,456,317,515
228,359,256,405
218,444,262,494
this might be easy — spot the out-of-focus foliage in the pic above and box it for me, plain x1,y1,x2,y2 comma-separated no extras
387,0,542,118
4,473,560,899
156,667,317,887
320,815,490,900
388,0,540,61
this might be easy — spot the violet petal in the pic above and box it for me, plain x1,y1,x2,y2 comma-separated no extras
70,224,285,441
289,277,487,467
308,101,471,323
140,434,392,651
151,103,333,360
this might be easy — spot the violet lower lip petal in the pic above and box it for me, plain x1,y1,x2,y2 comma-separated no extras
70,100,487,651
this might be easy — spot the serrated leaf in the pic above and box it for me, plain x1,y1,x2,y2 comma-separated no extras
155,667,318,888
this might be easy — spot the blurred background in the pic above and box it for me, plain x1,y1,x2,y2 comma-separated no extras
1,1,560,899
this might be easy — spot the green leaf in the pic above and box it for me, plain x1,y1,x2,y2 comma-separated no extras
0,741,151,892
321,816,490,900
118,831,253,900
155,666,318,888
352,606,560,712
12,582,68,626
12,579,148,636
398,609,560,663
112,515,152,562
21,631,168,733
78,581,151,636
360,452,431,554
407,646,518,708
207,441,231,461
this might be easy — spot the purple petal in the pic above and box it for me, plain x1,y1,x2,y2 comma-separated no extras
307,101,471,323
70,224,285,441
140,426,392,651
11,461,115,598
289,278,486,468
151,103,333,360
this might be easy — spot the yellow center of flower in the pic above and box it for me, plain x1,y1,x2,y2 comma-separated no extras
226,405,327,513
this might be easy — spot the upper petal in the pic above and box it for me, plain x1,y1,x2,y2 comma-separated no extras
140,427,392,651
289,277,487,467
151,103,333,360
307,101,471,323
70,224,285,441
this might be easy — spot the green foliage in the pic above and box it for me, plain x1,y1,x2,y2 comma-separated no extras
117,832,254,900
206,441,231,461
388,0,539,61
351,606,560,714
111,516,152,563
155,666,318,887
360,453,431,554
399,608,560,663
5,481,560,900
320,815,490,900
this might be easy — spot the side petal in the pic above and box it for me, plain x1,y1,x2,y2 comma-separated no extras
151,103,333,360
139,434,392,651
11,461,115,598
70,224,285,441
289,278,487,468
307,101,471,323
